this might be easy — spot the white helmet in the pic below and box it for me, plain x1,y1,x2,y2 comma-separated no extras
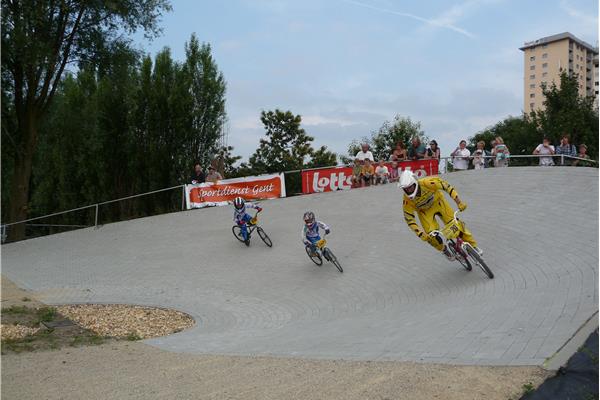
399,170,418,199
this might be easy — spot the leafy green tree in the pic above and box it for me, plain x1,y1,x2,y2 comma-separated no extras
468,116,538,159
2,0,171,239
248,110,314,173
306,146,337,168
529,71,598,159
180,34,227,173
342,115,427,163
215,145,242,177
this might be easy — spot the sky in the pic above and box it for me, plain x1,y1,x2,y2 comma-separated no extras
133,0,598,160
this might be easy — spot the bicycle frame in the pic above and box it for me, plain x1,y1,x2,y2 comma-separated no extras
429,211,469,258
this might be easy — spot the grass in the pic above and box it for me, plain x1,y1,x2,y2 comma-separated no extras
35,307,57,323
1,305,107,354
522,382,535,396
2,305,30,314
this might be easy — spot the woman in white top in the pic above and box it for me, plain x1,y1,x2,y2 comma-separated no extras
451,140,471,171
533,137,555,166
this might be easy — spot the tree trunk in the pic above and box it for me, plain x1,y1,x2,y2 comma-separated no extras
6,111,37,241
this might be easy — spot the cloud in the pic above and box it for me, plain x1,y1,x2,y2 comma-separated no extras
560,0,599,39
341,0,476,38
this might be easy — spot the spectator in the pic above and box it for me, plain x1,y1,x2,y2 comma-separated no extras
391,142,407,161
492,137,509,167
533,137,555,166
355,143,375,163
206,166,223,183
190,163,206,184
407,137,426,160
451,140,471,171
375,160,390,185
555,135,577,165
389,161,400,182
572,144,591,167
425,140,441,160
351,158,363,187
472,141,487,170
361,159,375,187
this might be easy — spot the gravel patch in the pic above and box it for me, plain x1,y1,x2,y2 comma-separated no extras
1,324,40,340
55,304,195,339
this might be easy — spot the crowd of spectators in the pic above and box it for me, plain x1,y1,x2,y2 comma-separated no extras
446,134,592,171
351,138,442,187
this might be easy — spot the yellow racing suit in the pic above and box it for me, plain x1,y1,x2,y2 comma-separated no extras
403,176,477,251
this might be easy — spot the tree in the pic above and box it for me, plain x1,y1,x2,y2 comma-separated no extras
469,72,599,165
468,116,538,159
306,145,337,168
342,115,427,163
2,0,171,239
180,34,227,172
529,71,598,159
248,110,314,174
215,145,242,177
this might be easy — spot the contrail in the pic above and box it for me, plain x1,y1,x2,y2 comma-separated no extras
341,0,475,38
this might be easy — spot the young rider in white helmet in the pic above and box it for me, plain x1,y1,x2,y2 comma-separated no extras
398,170,480,260
232,197,262,243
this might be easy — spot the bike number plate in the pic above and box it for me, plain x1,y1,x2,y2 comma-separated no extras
442,219,462,239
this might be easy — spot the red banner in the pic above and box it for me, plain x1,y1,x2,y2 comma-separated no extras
301,159,439,194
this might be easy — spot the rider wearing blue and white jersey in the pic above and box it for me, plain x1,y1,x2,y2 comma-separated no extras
301,211,330,248
232,197,262,241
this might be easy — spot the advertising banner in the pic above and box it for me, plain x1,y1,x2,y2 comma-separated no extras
185,173,286,209
301,159,439,194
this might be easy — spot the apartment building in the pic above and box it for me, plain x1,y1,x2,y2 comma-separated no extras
520,32,598,113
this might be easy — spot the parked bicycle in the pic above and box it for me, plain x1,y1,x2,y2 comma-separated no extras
305,238,343,273
429,211,494,279
232,211,273,247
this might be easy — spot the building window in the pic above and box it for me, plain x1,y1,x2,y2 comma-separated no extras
542,53,548,59
530,74,535,79
542,63,548,68
530,56,535,61
530,65,535,70
530,102,535,109
530,93,535,98
542,72,548,77
529,83,535,89
542,44,548,48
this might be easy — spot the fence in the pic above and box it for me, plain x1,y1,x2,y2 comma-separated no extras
1,155,596,244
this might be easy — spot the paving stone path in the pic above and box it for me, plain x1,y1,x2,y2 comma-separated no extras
2,167,597,366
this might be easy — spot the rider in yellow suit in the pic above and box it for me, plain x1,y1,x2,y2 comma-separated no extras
398,170,480,259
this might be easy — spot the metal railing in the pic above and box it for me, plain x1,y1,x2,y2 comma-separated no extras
1,155,596,244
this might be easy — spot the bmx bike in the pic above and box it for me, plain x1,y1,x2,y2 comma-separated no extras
305,238,343,273
429,210,494,279
231,211,273,248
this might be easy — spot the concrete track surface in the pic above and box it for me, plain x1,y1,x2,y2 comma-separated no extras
2,167,598,366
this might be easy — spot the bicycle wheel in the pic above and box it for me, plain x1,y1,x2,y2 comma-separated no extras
448,240,472,271
256,227,273,247
305,246,323,266
465,245,494,279
324,248,343,273
231,226,245,243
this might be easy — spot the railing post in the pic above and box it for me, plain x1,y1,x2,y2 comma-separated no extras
561,154,564,165
94,204,99,228
181,185,186,211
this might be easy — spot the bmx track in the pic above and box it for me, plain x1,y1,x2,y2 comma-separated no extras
2,167,598,366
